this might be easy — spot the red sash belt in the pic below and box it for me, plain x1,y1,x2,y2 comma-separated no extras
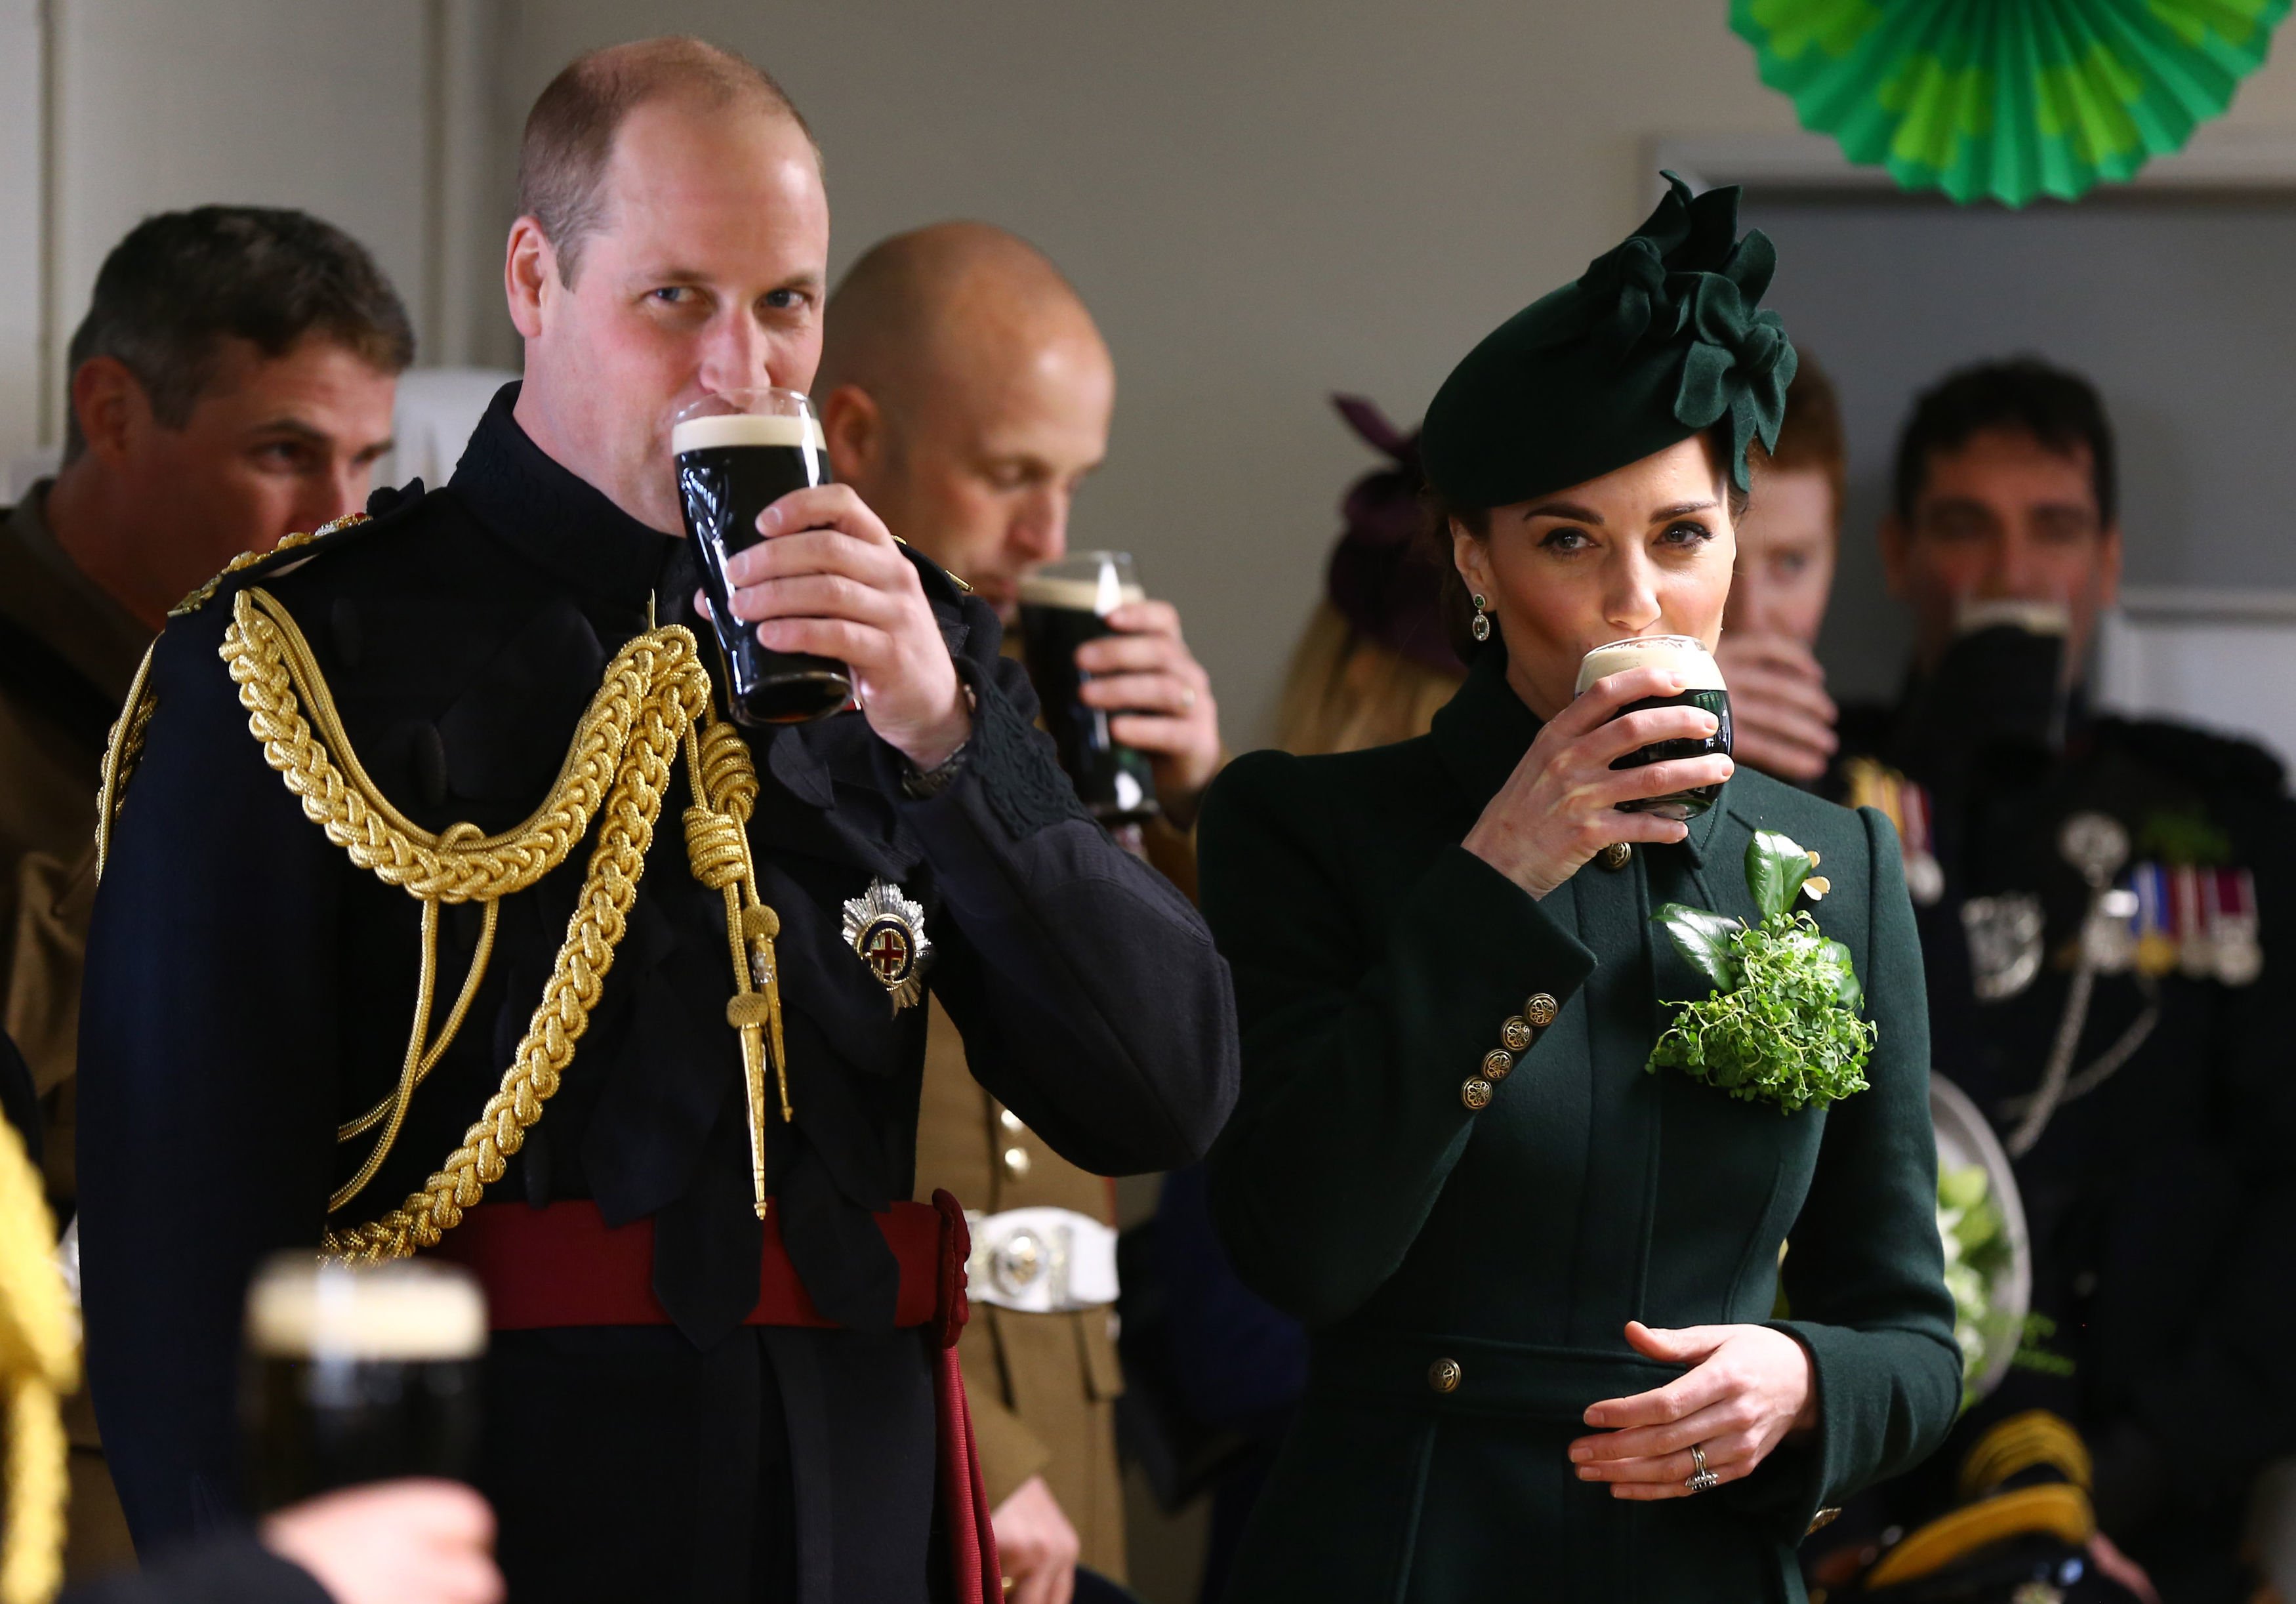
426,1191,1000,1604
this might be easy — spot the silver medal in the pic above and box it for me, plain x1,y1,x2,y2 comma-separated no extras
842,878,933,1014
1963,893,2045,1002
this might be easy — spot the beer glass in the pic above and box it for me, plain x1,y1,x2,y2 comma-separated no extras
1018,552,1160,823
242,1256,486,1511
672,388,851,726
1574,634,1732,821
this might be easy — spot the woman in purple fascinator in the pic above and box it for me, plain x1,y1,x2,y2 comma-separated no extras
1273,397,1467,756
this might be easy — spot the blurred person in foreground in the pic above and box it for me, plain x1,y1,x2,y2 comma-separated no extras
815,220,1226,1604
0,1028,500,1604
1717,356,1846,785
1807,359,2296,1603
0,206,409,1585
75,36,1234,1603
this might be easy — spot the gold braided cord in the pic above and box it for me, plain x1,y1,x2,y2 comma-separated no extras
224,588,635,905
318,635,709,1262
0,1117,73,1604
93,640,159,882
220,582,789,1259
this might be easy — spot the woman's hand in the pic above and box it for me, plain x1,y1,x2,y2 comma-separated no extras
1462,666,1734,899
1567,1321,1818,1500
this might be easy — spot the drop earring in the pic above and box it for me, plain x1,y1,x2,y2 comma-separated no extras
1470,593,1492,643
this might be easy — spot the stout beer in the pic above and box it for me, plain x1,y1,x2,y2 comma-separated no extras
673,392,851,726
243,1257,486,1511
1019,552,1160,824
1575,634,1732,821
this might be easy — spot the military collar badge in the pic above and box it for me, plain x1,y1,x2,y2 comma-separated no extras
844,878,932,1014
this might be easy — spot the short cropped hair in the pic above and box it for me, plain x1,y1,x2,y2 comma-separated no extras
62,206,414,463
517,36,814,286
1893,357,2117,526
1766,352,1847,520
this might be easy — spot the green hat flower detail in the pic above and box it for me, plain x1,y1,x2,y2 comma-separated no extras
1734,0,2292,207
1422,175,1797,511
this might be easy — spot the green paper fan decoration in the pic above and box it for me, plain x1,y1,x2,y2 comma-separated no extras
1733,0,2293,206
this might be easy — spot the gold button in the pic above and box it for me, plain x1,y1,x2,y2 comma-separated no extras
1428,1356,1462,1393
998,1108,1026,1135
1481,1048,1513,1081
1601,842,1632,870
1460,1077,1493,1111
1001,1145,1032,1180
1805,1506,1842,1536
1500,1017,1533,1053
1523,993,1559,1028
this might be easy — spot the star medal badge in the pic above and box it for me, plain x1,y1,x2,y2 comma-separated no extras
844,878,932,1014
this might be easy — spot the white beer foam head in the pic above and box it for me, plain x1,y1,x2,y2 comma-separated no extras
1956,598,2069,637
1574,634,1725,695
245,1258,487,1361
670,412,825,455
1015,574,1147,614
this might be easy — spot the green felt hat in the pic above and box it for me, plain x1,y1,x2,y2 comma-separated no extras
1422,173,1797,510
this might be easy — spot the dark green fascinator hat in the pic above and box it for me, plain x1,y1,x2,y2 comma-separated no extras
1422,173,1797,510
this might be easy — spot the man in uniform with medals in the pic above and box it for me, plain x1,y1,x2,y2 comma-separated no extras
1811,358,2296,1602
73,36,1238,1604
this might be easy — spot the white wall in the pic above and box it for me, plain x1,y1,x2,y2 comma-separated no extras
495,0,2296,741
16,2,2296,737
1,0,514,470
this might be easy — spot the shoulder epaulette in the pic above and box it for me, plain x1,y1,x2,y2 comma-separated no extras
892,535,975,606
167,478,430,619
2095,713,2287,799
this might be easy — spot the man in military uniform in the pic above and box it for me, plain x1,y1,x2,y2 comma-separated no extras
1818,358,2296,1601
0,205,408,1585
75,37,1236,1604
815,222,1226,1603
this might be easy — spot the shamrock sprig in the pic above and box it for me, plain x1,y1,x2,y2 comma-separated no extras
1646,831,1875,1115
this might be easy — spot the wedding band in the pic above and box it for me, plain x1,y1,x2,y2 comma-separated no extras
1180,686,1197,711
1685,1441,1721,1492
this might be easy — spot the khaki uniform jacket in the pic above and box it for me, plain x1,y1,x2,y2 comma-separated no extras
913,810,1196,1582
0,483,150,1580
0,485,151,1200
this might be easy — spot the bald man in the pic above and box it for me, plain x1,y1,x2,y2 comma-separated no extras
817,224,1225,1604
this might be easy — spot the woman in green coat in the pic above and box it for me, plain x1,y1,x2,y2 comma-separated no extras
1198,177,1961,1602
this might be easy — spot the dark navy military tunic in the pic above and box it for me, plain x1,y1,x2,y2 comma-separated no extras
75,386,1238,1603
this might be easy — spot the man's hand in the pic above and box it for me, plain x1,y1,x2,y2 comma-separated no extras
261,1479,502,1604
1075,598,1221,829
1715,632,1838,785
992,1475,1080,1604
710,485,972,769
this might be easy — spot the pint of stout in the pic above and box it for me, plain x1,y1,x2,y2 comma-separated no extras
242,1256,486,1511
1018,552,1160,823
672,389,851,726
1574,634,1732,821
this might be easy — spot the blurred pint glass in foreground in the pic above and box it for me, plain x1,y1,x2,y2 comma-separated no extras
1574,634,1732,821
1019,551,1160,824
673,388,851,726
243,1256,485,1511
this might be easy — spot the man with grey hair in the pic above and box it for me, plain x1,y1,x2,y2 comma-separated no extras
78,37,1233,1604
0,204,407,1583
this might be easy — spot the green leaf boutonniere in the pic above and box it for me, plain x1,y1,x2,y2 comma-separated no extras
1647,830,1876,1115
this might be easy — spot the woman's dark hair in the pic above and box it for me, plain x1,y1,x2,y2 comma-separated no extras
1891,357,2116,525
62,206,415,463
1427,424,1754,656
